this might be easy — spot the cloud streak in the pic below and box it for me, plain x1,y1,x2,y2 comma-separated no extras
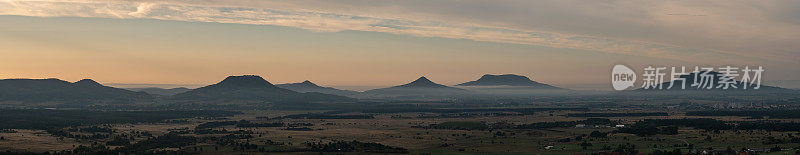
1,0,797,64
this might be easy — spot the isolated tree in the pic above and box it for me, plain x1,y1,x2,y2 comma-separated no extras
771,145,781,152
589,131,607,138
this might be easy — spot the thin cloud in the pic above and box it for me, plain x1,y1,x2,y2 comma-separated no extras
0,0,796,64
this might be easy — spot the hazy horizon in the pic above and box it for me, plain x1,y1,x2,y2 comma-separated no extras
2,1,800,154
1,0,798,90
91,78,800,91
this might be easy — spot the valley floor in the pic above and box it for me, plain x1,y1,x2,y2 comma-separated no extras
3,107,800,154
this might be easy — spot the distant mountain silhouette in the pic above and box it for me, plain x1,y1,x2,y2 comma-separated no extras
172,75,353,102
0,78,152,104
456,74,559,89
74,79,104,87
396,76,452,88
276,80,360,97
126,87,191,96
636,71,787,91
365,76,468,96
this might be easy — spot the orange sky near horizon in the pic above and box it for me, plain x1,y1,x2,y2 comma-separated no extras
1,1,798,89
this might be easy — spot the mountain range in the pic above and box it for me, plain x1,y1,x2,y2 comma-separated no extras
365,76,469,96
276,80,360,97
0,78,151,105
0,73,792,106
171,75,353,103
456,74,559,89
125,87,191,96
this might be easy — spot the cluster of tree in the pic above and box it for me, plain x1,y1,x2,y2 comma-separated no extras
105,136,134,146
589,131,608,138
616,118,723,136
618,118,800,136
736,121,800,131
194,129,252,134
284,127,315,131
595,144,638,155
49,133,198,154
275,114,374,119
195,120,286,130
9,126,300,154
236,121,284,128
0,129,16,133
287,123,314,127
304,140,409,153
46,128,113,140
415,112,521,119
114,133,199,154
515,118,616,129
567,112,668,117
416,113,483,118
361,107,586,114
67,126,115,133
423,118,617,131
194,121,238,130
61,144,113,155
427,121,488,130
616,124,679,136
202,133,289,152
762,136,800,145
687,110,800,118
220,134,254,140
0,109,240,130
201,134,252,146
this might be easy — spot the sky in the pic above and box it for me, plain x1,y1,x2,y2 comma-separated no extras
1,0,798,90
